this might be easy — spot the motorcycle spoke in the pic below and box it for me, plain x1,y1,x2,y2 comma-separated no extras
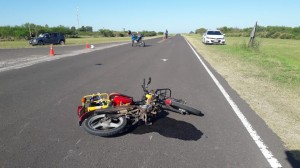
109,122,123,128
91,122,105,129
89,116,124,130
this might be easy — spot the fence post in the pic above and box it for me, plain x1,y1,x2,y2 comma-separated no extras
249,21,257,48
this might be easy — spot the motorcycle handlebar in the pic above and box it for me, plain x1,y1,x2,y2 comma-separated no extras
141,77,151,93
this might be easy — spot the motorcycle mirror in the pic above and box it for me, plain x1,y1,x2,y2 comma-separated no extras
148,77,151,85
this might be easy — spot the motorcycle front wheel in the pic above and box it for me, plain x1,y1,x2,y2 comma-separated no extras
83,114,127,137
169,99,203,116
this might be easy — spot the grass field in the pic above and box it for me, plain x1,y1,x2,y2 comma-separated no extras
0,36,164,49
184,34,300,160
213,37,300,88
0,36,132,49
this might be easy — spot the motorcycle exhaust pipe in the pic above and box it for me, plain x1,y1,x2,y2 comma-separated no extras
94,110,119,115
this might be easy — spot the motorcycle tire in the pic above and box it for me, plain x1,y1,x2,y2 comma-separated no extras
170,100,203,116
140,41,145,47
83,114,127,137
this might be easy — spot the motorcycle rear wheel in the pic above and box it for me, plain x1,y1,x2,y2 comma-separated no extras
83,114,127,137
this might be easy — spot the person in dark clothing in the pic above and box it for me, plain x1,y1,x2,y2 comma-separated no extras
165,29,168,39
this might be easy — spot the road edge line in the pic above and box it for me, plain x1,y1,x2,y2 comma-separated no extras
184,38,282,168
0,42,129,73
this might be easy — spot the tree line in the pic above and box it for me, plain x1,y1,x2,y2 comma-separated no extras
0,23,161,41
194,26,300,40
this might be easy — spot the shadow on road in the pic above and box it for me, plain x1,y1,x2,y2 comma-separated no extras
286,150,300,168
130,44,152,48
129,111,203,141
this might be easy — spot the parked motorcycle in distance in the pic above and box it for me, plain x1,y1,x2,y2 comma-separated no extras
77,78,203,137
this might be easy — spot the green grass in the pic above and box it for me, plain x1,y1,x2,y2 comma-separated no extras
0,36,132,49
66,36,131,45
0,40,31,49
195,35,300,88
0,36,164,49
184,34,300,160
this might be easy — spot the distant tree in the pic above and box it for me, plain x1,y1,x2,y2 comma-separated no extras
141,31,157,36
157,32,164,35
195,28,206,34
78,26,86,32
85,26,93,32
113,31,126,37
71,26,76,32
99,29,114,37
189,31,194,34
3,23,299,41
51,25,71,34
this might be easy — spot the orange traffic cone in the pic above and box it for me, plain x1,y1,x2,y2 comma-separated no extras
86,42,90,49
49,44,55,56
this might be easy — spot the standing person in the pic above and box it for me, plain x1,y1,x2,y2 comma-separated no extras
165,29,168,39
128,30,137,47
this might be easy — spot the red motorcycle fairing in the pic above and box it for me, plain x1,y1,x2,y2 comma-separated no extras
77,105,94,126
77,93,134,126
77,105,85,125
109,93,134,106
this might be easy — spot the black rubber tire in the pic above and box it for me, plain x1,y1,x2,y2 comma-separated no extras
171,101,203,116
141,41,145,47
38,41,44,45
83,114,127,137
60,40,65,45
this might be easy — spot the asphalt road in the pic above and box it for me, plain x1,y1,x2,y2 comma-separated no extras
0,36,297,168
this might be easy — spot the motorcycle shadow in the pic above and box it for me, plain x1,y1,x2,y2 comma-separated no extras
124,111,203,141
143,44,152,47
132,44,152,47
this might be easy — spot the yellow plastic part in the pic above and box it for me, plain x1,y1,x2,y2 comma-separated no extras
81,93,111,112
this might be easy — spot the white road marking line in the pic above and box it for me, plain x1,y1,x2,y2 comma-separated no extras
0,42,129,73
161,59,168,62
157,39,165,43
185,39,282,168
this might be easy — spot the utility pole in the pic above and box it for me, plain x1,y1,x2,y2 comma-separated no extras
28,23,32,38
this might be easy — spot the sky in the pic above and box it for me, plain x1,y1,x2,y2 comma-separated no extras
1,0,299,33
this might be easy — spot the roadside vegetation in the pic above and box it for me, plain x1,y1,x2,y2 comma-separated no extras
194,25,300,40
184,34,300,160
0,23,163,49
0,36,133,49
0,23,163,40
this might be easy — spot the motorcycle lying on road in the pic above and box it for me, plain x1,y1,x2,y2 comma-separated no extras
77,78,203,137
133,34,145,47
128,30,145,47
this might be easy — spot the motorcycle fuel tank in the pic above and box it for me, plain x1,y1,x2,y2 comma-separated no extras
110,93,133,106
